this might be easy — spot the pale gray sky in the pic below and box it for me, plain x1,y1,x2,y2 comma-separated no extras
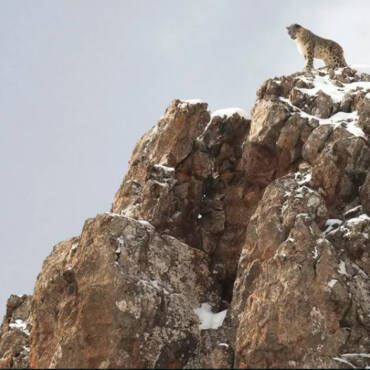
1,0,369,317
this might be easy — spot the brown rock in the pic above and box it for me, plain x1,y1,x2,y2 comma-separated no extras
232,172,370,368
311,91,333,118
340,92,354,112
2,68,370,369
249,99,289,151
289,87,306,108
360,173,370,213
111,99,209,220
30,215,215,368
326,211,370,276
0,295,31,369
358,97,370,135
204,344,233,369
112,102,252,299
303,124,333,164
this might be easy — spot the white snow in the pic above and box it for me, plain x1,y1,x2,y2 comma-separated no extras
9,319,30,336
296,74,344,103
333,357,356,368
194,303,227,330
211,108,249,120
301,106,364,138
71,242,78,251
342,353,370,359
177,99,204,109
152,180,169,187
281,71,370,138
279,97,312,120
328,279,338,288
281,200,288,215
153,164,175,172
366,93,370,99
346,213,370,225
294,185,314,199
345,81,370,94
338,260,349,276
115,236,125,254
180,99,204,104
137,219,154,228
312,246,319,260
296,75,312,84
325,111,364,138
324,219,343,234
218,343,229,348
296,74,370,104
105,211,126,218
333,353,370,369
201,107,249,135
344,205,363,216
296,213,309,219
295,171,312,185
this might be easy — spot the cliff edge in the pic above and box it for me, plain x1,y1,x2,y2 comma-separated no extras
1,67,370,368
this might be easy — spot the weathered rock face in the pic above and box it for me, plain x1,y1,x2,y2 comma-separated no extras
232,67,370,369
0,295,31,368
1,67,370,369
30,216,217,368
232,173,370,368
111,101,251,294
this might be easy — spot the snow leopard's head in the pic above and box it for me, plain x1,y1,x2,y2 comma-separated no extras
286,24,302,40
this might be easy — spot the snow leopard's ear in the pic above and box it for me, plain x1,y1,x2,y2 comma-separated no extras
290,24,301,30
286,24,301,31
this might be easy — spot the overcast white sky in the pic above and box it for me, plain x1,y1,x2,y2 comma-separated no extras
1,0,369,317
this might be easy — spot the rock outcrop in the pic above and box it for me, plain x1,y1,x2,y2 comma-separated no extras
1,68,370,368
0,295,31,368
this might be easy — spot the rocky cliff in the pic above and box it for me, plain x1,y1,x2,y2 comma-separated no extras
1,67,370,369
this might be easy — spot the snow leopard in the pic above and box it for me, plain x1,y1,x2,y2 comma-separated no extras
286,24,347,71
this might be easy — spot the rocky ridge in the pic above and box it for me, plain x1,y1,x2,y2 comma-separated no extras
1,67,370,368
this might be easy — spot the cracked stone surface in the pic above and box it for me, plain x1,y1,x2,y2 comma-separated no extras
1,67,370,368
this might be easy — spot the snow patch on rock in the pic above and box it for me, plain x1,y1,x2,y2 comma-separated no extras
346,213,370,225
211,108,249,120
338,260,349,276
193,303,227,330
296,73,370,103
280,69,370,138
9,319,30,336
328,279,338,288
324,219,343,234
153,163,175,173
177,99,205,109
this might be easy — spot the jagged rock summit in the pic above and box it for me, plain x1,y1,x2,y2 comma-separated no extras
1,67,370,369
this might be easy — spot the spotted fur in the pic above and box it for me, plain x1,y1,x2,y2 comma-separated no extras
286,24,347,71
